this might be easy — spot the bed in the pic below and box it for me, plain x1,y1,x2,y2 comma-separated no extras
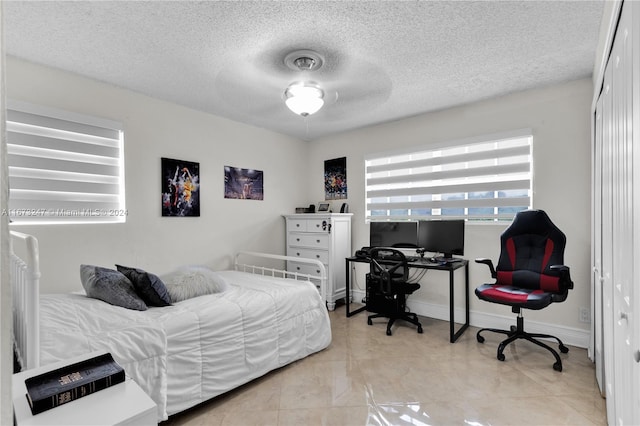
10,231,332,421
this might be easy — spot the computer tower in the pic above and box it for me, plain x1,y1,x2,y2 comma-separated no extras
365,273,402,315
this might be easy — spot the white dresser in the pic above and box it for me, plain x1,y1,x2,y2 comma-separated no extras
284,213,352,310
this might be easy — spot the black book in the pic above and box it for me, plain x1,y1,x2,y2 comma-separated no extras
24,352,125,415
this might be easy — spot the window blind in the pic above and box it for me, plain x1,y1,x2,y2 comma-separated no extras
6,101,126,224
365,130,532,221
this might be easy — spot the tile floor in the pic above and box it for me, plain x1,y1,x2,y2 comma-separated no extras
163,309,607,426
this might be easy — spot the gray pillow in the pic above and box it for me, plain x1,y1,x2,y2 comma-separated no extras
80,264,147,311
116,264,172,307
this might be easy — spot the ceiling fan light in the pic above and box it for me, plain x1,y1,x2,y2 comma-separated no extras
285,84,324,116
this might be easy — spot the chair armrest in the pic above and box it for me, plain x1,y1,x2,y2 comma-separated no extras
550,265,574,289
475,258,496,278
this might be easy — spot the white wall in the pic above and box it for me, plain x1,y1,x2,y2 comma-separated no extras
7,57,310,293
308,79,593,344
0,7,13,421
7,56,593,346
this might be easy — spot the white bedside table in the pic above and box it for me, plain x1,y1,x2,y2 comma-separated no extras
13,352,157,426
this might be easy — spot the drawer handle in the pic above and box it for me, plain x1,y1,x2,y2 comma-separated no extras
316,254,320,258
296,266,301,271
296,224,301,227
296,252,301,256
296,238,300,242
316,239,321,243
316,224,320,228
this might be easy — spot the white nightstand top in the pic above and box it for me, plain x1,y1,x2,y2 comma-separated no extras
13,352,157,426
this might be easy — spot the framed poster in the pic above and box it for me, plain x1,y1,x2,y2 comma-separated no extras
224,166,264,200
161,158,200,217
324,157,347,200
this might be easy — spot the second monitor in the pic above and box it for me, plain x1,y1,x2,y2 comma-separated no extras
417,219,465,260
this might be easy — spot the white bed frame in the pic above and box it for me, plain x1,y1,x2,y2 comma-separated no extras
10,231,41,370
234,251,327,303
10,232,327,372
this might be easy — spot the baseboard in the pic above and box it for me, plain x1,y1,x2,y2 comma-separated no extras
350,289,366,305
347,289,590,349
404,298,590,348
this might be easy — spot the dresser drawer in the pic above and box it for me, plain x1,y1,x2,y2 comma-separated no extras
305,218,330,233
288,261,326,277
288,248,329,264
288,219,308,232
288,233,329,248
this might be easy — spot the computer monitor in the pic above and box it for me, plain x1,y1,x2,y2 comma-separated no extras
417,219,465,259
369,221,418,248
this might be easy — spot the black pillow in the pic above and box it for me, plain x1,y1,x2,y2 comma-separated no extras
80,265,147,311
116,265,172,307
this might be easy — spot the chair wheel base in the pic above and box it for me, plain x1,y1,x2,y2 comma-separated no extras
368,312,422,336
477,321,567,371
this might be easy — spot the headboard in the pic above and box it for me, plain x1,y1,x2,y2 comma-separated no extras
10,231,41,370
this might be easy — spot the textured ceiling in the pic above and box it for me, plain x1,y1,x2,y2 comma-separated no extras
4,1,604,141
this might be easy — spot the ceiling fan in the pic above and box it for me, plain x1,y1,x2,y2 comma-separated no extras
282,50,326,116
213,45,392,123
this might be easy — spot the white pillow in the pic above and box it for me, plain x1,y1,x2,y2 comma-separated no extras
161,266,229,302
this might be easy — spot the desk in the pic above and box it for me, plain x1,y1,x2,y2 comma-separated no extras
345,256,469,343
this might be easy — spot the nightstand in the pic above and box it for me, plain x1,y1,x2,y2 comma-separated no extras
13,352,157,426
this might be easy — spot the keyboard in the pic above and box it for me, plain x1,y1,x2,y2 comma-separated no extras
375,254,420,262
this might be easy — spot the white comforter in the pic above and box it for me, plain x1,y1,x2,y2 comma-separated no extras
39,270,332,421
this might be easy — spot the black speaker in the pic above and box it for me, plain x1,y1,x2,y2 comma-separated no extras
340,203,349,213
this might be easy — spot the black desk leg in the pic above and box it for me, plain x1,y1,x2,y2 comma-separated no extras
449,263,470,343
345,258,366,317
465,262,470,329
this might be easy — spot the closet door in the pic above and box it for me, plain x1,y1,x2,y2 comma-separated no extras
600,51,615,423
631,1,640,423
593,94,604,396
601,2,640,423
612,5,636,424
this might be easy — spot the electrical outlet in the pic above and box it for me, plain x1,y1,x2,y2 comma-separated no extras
579,307,591,323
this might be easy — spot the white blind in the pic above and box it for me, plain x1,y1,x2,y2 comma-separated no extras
365,130,532,221
6,101,126,224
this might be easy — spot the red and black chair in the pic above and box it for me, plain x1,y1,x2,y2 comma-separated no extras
475,209,573,371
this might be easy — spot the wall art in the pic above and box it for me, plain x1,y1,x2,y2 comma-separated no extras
162,157,200,216
224,166,264,200
324,157,347,200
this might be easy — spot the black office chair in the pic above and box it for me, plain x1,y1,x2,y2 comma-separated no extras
366,247,423,336
475,209,574,371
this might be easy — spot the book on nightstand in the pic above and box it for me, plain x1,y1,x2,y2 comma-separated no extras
24,352,125,415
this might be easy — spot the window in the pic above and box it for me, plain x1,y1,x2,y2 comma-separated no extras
365,130,532,222
6,101,126,224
